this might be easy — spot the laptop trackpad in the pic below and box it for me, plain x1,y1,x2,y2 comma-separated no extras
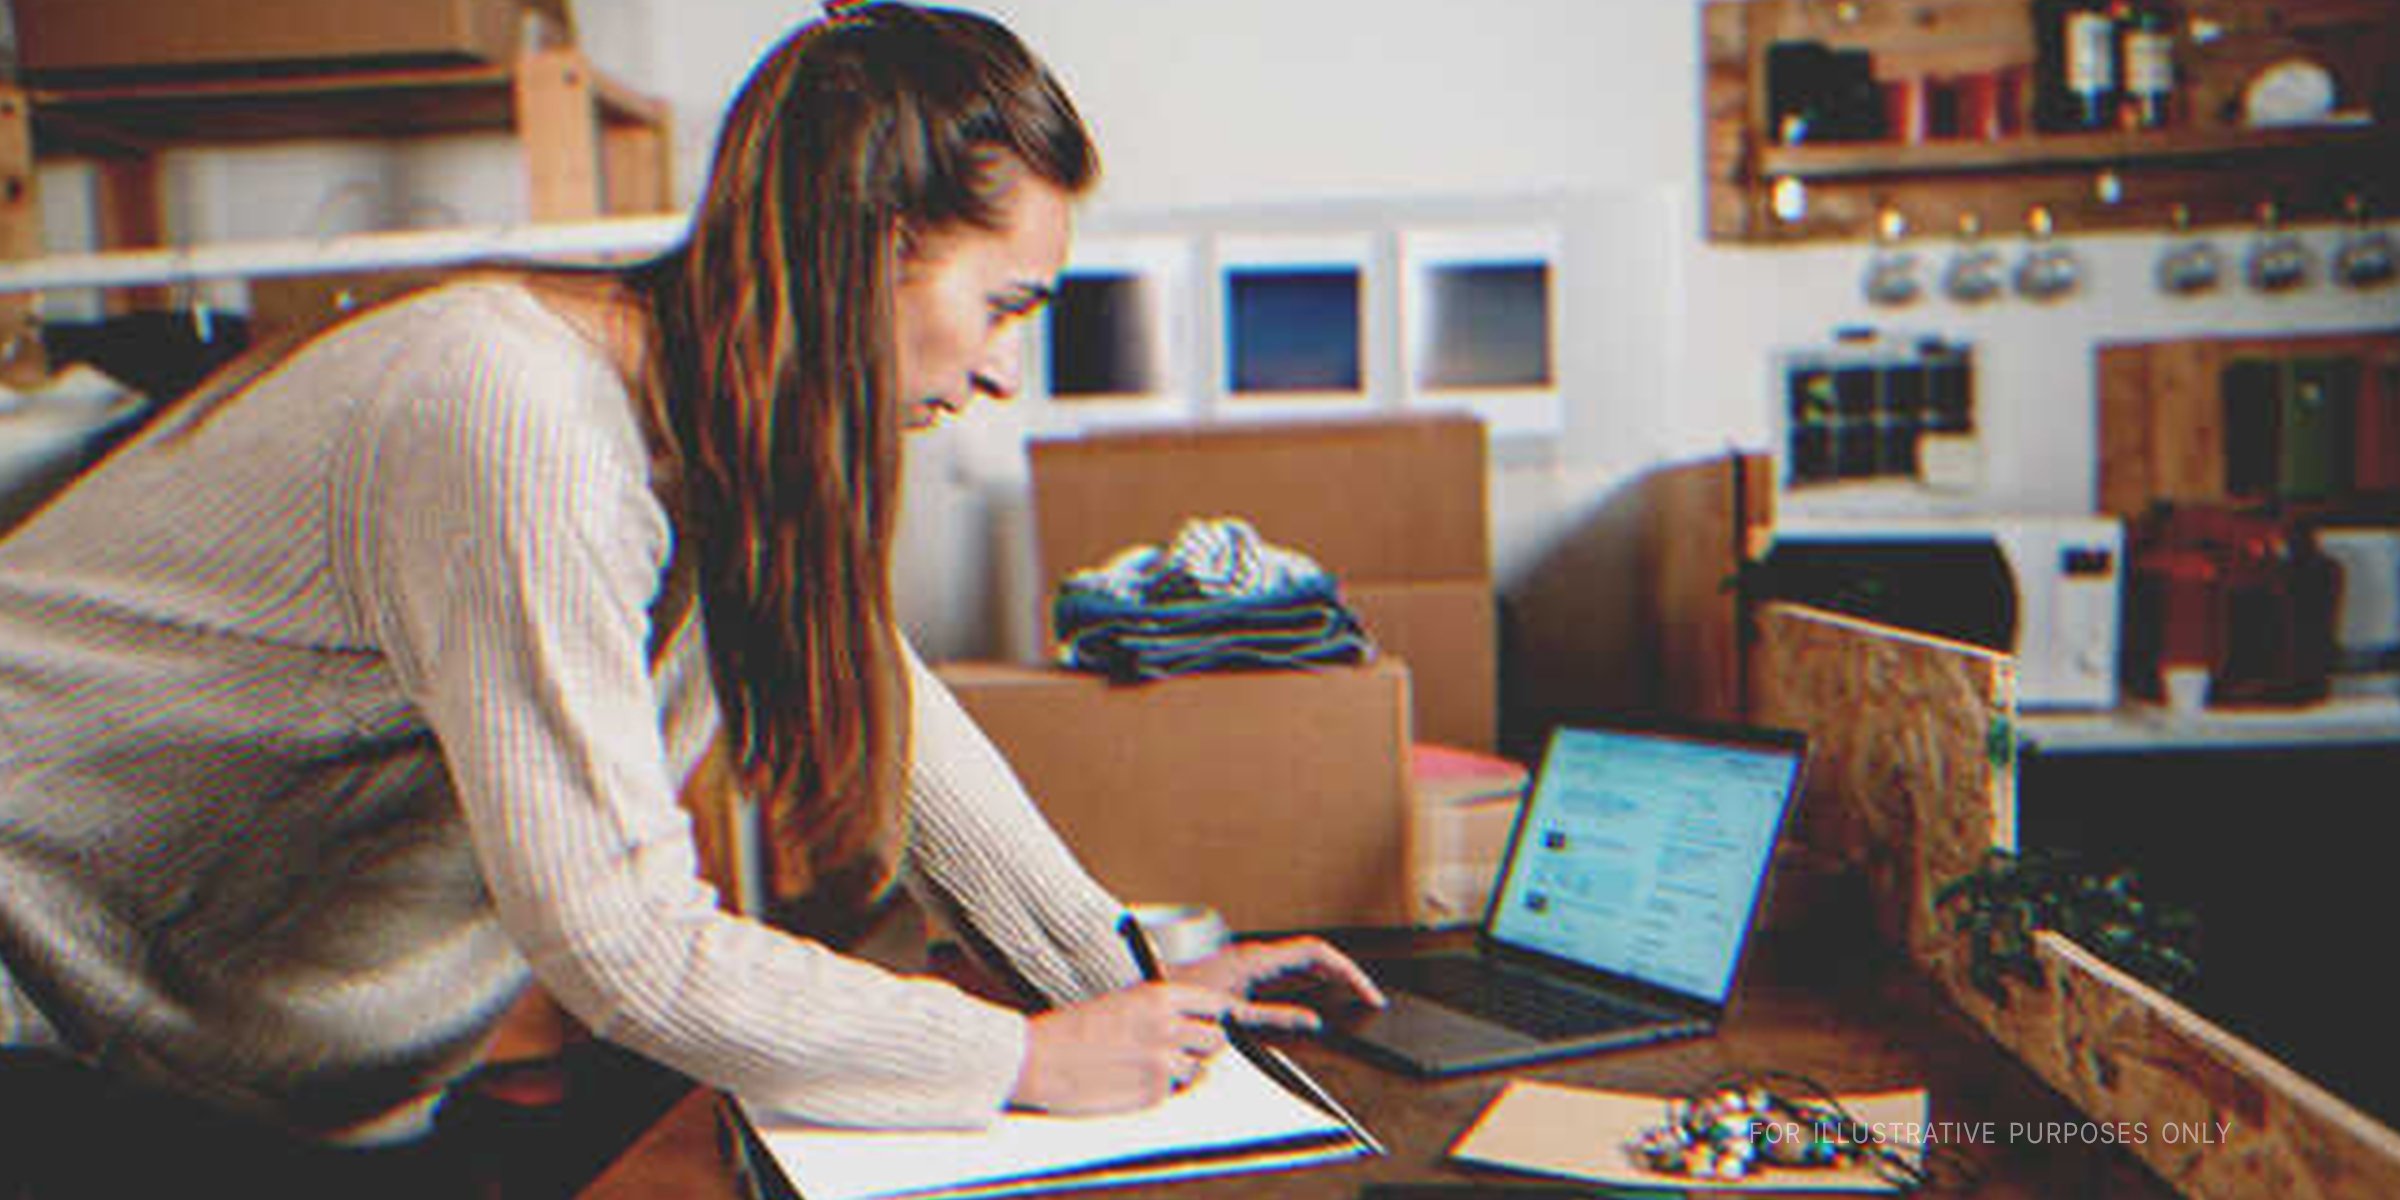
1341,993,1535,1064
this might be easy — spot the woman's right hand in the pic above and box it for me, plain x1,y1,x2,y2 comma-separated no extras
1009,983,1235,1114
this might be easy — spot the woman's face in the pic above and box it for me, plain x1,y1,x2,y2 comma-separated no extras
893,170,1073,430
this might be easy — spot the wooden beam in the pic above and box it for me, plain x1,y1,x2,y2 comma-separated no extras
514,47,602,223
0,87,47,386
95,156,169,314
2097,344,2155,519
602,118,671,216
1644,451,1774,724
1701,0,1756,241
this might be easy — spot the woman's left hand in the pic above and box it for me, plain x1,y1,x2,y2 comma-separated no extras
1164,937,1387,1032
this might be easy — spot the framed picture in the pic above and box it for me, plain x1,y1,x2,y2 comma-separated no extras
1214,233,1375,417
1401,225,1561,436
1037,234,1194,426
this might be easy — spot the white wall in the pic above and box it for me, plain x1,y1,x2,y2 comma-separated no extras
898,0,2395,661
43,0,2399,669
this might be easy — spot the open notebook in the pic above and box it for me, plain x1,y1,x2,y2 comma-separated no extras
732,1042,1374,1200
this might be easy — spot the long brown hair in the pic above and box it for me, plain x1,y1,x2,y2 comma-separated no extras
629,3,1096,910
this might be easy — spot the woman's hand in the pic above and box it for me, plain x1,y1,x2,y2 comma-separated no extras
1167,936,1387,1032
1010,983,1234,1114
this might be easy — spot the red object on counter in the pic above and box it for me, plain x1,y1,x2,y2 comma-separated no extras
2122,506,2339,706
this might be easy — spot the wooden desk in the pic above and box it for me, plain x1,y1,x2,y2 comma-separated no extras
580,936,2180,1199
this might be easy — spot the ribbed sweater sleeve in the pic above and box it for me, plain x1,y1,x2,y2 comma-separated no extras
333,288,1030,1128
901,643,1142,1007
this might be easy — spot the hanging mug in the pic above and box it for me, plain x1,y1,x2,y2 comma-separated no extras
2012,205,2081,302
1862,207,1923,307
2332,195,2397,291
1943,213,2006,304
2155,204,2224,296
2245,202,2313,293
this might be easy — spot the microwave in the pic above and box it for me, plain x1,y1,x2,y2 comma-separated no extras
1760,515,2124,710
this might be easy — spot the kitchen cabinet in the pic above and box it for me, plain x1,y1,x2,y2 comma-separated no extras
2097,327,2400,521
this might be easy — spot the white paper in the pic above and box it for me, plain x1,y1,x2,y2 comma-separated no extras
1451,1079,1929,1194
743,1046,1359,1200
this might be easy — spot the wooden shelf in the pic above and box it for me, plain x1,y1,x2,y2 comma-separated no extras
0,47,675,383
1758,121,2393,180
27,58,667,155
1705,0,2400,242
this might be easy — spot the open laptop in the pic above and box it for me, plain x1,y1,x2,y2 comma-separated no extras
1324,719,1807,1076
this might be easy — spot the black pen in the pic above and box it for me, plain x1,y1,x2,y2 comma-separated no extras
1115,912,1384,1156
1119,910,1166,982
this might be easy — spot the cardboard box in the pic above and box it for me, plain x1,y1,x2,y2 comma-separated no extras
1028,414,1497,749
1348,580,1497,758
936,660,1413,934
16,0,574,79
1407,744,1529,928
1415,799,1521,927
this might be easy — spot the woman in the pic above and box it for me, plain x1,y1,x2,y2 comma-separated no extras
0,2,1378,1189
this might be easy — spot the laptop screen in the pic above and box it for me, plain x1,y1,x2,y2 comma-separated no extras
1486,725,1802,1005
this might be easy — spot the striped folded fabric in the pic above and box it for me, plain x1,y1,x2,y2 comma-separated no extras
1054,517,1373,682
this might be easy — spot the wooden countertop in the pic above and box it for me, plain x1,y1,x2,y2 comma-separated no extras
580,932,2181,1199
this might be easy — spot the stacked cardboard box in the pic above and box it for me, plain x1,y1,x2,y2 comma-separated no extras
1407,743,1530,928
932,415,1501,934
1027,414,1496,750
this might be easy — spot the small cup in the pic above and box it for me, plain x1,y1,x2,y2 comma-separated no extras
2161,665,2210,714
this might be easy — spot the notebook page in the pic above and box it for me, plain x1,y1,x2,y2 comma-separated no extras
743,1043,1353,1200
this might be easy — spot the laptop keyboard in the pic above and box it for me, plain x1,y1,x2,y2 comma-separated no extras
1382,956,1664,1041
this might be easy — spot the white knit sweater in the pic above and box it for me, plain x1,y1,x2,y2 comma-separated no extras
0,281,1135,1139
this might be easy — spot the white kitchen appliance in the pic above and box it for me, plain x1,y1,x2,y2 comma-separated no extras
1762,514,2125,710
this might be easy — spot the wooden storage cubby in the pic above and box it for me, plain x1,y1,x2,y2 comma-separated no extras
1704,0,2400,243
0,48,674,380
2097,328,2400,521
